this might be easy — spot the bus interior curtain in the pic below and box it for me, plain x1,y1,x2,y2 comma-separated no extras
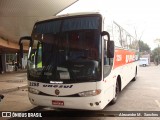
35,20,61,34
62,17,99,31
34,17,99,34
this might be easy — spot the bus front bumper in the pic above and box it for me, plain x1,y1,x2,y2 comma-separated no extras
28,92,105,110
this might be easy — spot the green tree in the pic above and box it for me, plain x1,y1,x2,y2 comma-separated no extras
139,40,151,52
151,47,160,65
129,40,151,59
129,40,150,52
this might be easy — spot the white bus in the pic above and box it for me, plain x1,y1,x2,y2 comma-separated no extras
19,12,138,110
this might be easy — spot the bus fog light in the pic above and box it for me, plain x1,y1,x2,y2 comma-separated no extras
78,89,101,97
90,103,93,106
28,87,40,94
95,102,99,105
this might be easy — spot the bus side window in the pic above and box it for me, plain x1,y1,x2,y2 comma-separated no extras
127,35,131,49
104,40,109,65
121,29,127,48
113,23,121,47
37,43,42,68
31,53,35,63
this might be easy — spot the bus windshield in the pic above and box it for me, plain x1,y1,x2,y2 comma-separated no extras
28,16,102,83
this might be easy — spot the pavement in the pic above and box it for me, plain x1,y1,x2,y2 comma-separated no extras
0,70,28,94
0,70,35,113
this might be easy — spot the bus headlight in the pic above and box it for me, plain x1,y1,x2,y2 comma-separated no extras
28,87,40,94
78,89,101,97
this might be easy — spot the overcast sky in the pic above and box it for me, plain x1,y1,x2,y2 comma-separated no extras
59,0,160,50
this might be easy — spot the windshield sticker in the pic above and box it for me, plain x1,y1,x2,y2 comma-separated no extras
57,67,68,71
50,81,63,84
60,72,70,79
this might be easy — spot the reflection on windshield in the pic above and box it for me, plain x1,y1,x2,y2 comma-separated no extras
42,30,99,66
28,16,101,83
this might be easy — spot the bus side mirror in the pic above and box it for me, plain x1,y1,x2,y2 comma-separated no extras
107,40,115,58
101,31,114,58
101,31,110,41
20,43,23,58
19,36,33,58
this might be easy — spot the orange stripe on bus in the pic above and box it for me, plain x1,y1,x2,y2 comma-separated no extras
113,49,135,69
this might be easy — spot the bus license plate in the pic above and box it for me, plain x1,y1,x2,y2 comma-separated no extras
52,100,64,106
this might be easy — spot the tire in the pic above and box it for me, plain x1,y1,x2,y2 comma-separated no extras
109,81,120,105
132,68,137,81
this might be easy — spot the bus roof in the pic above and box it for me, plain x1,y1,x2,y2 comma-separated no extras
36,12,102,23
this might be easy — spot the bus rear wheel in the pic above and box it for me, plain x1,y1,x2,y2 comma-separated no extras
109,81,120,105
132,68,137,81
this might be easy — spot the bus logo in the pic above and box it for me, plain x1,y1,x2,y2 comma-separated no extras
116,55,122,62
55,89,60,95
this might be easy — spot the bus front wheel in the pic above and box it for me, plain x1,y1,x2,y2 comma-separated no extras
109,81,120,105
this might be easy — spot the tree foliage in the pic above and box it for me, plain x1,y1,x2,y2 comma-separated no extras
151,47,160,64
129,40,151,52
139,40,151,52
